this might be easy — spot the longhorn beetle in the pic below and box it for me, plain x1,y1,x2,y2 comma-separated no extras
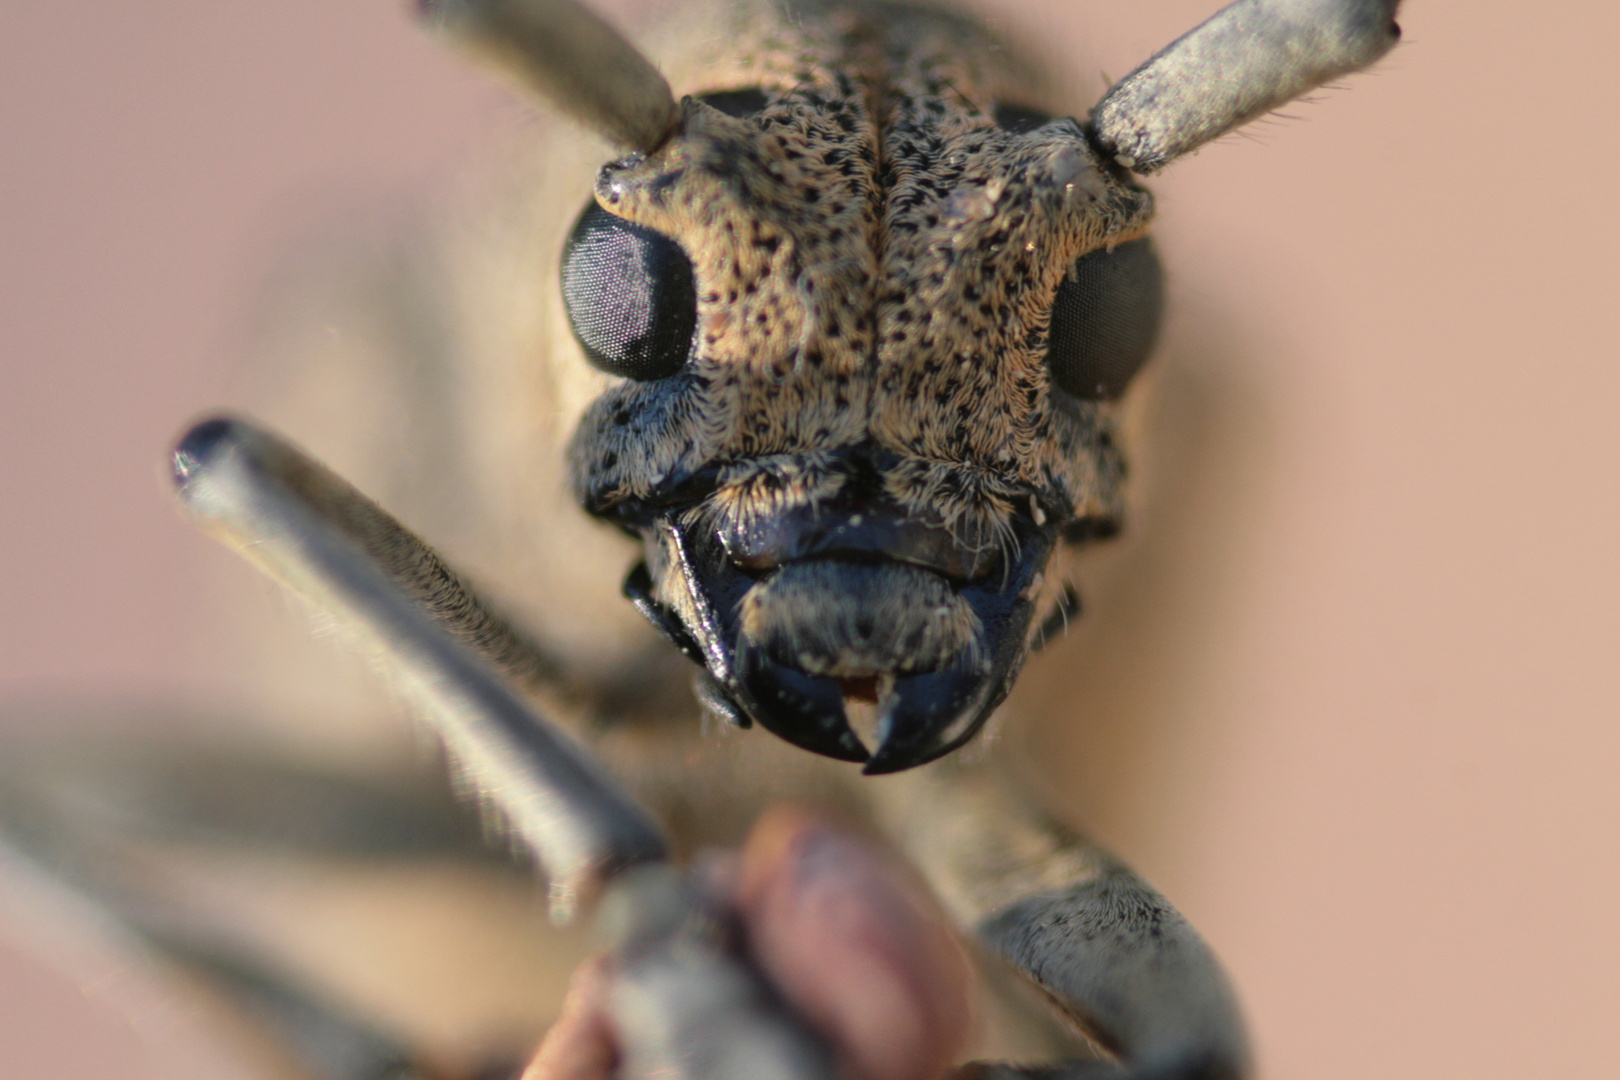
3,1,1405,1077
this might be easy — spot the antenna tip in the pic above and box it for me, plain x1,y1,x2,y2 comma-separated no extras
170,415,245,489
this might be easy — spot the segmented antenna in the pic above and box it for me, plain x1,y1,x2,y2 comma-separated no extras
1092,0,1403,173
418,0,679,152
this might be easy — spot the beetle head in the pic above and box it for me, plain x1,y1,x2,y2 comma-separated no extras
562,9,1158,772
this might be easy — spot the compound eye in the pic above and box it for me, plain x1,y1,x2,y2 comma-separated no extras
1046,237,1164,400
561,202,697,380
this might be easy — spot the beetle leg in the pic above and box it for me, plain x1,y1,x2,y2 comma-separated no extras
172,414,678,908
0,710,550,1079
877,765,1249,1080
169,417,842,1080
173,414,678,728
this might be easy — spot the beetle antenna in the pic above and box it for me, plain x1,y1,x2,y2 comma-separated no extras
1090,0,1403,173
417,0,678,153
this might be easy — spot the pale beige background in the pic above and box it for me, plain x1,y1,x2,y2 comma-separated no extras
2,1,1617,1078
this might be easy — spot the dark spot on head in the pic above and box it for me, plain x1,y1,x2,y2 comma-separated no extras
993,103,1057,135
697,88,769,117
648,169,685,201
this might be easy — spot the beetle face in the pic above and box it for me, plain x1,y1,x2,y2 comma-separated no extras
565,10,1159,772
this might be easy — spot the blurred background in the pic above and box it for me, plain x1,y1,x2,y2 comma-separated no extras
2,1,1616,1077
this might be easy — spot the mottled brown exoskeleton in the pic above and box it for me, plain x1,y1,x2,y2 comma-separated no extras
0,1,1405,1077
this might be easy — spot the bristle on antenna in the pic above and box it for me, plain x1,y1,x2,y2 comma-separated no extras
1091,0,1402,173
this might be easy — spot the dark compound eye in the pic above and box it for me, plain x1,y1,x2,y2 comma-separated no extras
1046,237,1165,400
561,202,697,381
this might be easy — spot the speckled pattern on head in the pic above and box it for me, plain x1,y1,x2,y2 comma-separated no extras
566,0,1158,767
571,0,1152,542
